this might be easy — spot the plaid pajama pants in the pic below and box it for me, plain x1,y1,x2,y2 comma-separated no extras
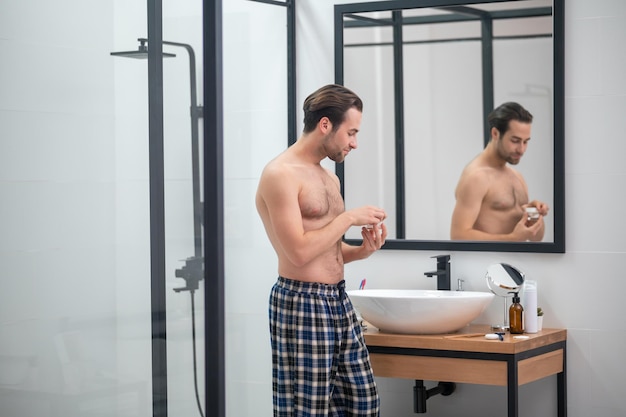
269,276,380,417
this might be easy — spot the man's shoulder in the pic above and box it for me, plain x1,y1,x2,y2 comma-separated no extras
259,153,310,195
455,162,496,199
261,152,297,177
460,161,494,182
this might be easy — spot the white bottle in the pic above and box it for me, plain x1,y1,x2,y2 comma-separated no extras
524,280,538,333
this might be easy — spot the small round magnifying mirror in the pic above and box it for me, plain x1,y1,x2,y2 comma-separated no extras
486,263,525,331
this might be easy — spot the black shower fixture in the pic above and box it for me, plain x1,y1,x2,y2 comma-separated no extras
110,37,203,257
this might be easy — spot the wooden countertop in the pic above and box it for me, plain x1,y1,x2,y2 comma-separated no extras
362,324,567,354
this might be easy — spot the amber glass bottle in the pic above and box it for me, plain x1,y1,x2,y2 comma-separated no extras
509,293,524,334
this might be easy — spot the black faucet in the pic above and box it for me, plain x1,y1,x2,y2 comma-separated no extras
424,254,451,290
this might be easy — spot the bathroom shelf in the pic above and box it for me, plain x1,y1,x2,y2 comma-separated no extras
362,324,567,417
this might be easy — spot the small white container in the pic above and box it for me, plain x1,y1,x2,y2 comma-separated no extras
525,207,540,221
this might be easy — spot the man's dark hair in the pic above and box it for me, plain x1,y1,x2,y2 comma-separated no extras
488,102,533,137
302,84,363,133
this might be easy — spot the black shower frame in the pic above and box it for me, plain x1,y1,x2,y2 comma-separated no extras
202,2,225,417
146,2,168,416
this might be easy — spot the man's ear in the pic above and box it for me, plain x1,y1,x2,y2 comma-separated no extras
490,127,499,142
319,117,331,133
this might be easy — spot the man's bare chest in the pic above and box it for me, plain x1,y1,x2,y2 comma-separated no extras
299,175,344,220
486,174,527,211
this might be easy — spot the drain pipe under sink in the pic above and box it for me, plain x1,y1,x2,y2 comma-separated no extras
413,380,456,413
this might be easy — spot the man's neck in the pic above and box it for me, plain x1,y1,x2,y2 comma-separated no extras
291,133,326,165
484,142,507,168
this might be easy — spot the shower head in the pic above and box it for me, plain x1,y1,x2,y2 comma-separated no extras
110,39,176,59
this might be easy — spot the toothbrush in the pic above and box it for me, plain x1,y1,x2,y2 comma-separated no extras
359,279,366,290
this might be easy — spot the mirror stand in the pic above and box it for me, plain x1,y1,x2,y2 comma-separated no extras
493,295,511,332
486,263,525,332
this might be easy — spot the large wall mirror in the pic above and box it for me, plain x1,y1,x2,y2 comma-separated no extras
335,0,564,253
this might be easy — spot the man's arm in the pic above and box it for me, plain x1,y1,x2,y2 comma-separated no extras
450,172,494,240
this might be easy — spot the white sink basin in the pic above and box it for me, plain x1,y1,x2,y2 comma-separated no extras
347,289,494,335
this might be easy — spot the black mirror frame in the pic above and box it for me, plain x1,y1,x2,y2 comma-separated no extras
334,0,564,253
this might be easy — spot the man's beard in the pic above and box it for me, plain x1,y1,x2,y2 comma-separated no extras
497,142,521,165
324,131,346,163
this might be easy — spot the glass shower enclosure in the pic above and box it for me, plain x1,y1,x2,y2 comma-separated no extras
0,1,206,416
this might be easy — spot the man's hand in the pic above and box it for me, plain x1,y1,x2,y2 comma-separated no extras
345,206,387,228
342,221,388,263
527,200,550,216
511,213,544,241
361,222,388,253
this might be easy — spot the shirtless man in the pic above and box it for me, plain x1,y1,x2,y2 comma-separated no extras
450,102,549,241
256,84,387,417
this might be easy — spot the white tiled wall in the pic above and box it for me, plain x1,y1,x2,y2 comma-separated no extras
229,0,626,416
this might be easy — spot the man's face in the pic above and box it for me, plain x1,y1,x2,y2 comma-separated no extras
495,120,532,165
324,107,362,163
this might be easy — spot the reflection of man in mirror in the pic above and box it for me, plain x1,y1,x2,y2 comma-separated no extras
256,84,386,416
450,102,549,241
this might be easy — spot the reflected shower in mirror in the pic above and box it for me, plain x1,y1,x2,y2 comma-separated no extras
334,0,564,253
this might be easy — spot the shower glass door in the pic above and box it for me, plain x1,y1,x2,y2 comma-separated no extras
222,1,289,416
160,1,206,416
0,1,205,416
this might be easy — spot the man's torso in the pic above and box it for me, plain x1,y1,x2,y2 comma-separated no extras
259,156,346,284
474,166,528,234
